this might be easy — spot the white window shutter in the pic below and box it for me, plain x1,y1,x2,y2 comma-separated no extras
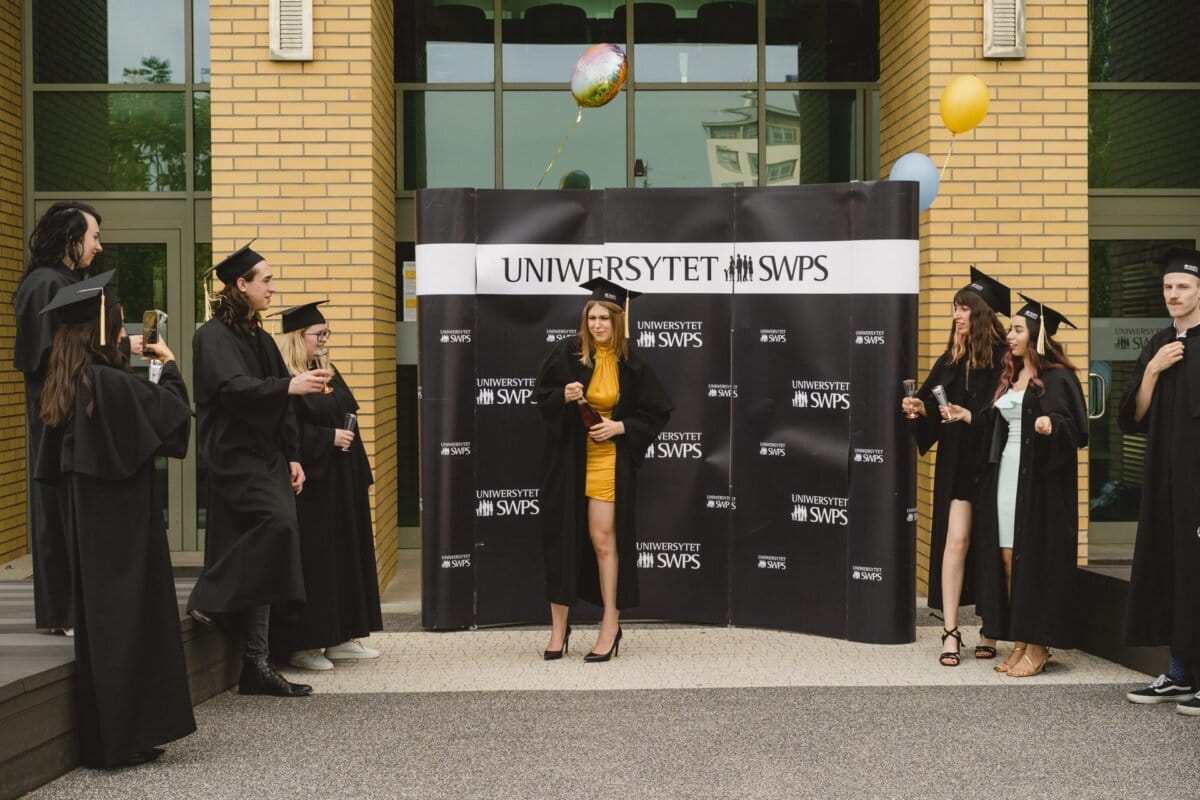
270,0,313,61
983,0,1026,59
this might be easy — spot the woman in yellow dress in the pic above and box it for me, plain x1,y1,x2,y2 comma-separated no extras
533,279,673,662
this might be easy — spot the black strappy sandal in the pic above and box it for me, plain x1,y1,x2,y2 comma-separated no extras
939,626,963,667
974,627,997,658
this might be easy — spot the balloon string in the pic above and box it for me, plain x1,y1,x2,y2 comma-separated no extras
940,135,956,181
534,107,583,190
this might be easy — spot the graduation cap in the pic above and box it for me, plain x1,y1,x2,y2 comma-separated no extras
205,240,264,285
279,300,328,333
961,266,1012,317
580,277,642,338
39,270,119,345
1016,292,1077,356
1155,247,1200,279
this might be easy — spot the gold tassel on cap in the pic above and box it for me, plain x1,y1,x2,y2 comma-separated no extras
1036,302,1046,356
624,296,630,338
204,272,214,322
99,290,106,346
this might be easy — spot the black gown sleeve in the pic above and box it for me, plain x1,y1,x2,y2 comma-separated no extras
534,338,574,428
13,268,73,375
1034,369,1089,469
67,364,193,480
909,352,953,455
619,358,673,468
194,323,293,430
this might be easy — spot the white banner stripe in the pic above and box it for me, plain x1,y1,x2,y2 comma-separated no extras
416,241,919,296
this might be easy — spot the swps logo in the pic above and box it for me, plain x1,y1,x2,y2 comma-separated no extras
475,489,539,517
636,541,702,570
644,432,703,459
759,328,788,343
851,565,884,582
439,441,471,456
854,329,885,345
440,553,471,569
476,377,536,406
636,320,704,349
757,555,787,571
438,328,472,343
852,448,884,464
791,379,850,410
790,493,849,526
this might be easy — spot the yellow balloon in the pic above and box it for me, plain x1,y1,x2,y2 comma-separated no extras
939,75,989,134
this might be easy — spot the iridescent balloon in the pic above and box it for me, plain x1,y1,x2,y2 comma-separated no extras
570,43,627,109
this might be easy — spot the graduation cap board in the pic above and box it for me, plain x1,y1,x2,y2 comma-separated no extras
39,270,119,345
961,266,1012,318
579,278,643,338
1016,292,1077,356
279,300,328,333
1156,247,1200,279
202,240,264,321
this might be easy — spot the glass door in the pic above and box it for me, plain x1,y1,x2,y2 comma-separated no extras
98,228,198,551
1087,233,1200,574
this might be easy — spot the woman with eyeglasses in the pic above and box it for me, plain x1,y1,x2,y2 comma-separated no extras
272,302,383,672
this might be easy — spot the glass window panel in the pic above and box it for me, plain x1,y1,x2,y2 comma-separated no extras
1089,90,1200,189
634,0,756,83
195,241,211,535
768,89,855,185
403,91,496,189
503,91,625,189
35,92,188,192
1089,0,1200,82
33,0,186,84
397,0,496,83
502,1,621,83
634,90,757,187
194,91,211,191
195,0,211,83
765,0,879,82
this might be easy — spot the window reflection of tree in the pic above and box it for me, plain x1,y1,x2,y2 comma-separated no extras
109,56,187,191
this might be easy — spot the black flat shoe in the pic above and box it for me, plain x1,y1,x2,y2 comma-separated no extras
584,628,622,663
115,747,164,767
543,625,572,661
238,660,313,697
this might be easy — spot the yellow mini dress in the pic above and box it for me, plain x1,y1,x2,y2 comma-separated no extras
584,344,619,502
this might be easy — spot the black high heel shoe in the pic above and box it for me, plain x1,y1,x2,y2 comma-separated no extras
584,627,622,663
543,626,571,661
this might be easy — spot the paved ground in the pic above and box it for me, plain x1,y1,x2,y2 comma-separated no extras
19,551,1200,800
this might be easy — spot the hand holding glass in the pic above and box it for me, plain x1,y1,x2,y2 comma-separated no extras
341,413,357,452
902,379,917,419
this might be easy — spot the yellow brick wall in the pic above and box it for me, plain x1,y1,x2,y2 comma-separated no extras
0,3,26,565
209,0,398,592
880,0,1091,598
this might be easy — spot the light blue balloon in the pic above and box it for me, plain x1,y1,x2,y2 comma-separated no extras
888,152,940,212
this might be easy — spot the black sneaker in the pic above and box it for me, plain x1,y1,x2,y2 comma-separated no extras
1126,674,1196,704
1177,696,1200,716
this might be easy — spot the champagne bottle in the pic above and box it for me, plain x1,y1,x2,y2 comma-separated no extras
578,399,603,429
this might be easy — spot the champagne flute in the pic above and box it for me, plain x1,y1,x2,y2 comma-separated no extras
902,379,917,419
316,350,333,393
341,413,357,452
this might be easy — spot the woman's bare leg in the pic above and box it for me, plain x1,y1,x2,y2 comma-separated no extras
587,498,620,653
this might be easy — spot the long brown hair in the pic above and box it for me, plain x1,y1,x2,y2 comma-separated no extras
946,288,1006,369
993,316,1078,402
577,300,628,366
40,308,129,428
209,279,261,335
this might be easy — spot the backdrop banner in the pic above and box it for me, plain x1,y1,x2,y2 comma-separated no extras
417,183,918,643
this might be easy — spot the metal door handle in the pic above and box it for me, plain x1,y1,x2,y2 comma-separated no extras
1088,372,1107,420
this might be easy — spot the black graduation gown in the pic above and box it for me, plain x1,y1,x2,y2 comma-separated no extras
972,368,1088,646
271,369,382,653
908,344,1005,611
186,319,305,616
35,361,196,768
533,336,673,610
13,262,83,629
1119,325,1200,659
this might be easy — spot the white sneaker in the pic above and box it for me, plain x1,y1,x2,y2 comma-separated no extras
288,649,334,671
324,639,380,660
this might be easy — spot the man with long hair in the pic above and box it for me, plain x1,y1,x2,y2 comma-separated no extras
11,201,103,633
1121,247,1200,716
186,243,330,697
